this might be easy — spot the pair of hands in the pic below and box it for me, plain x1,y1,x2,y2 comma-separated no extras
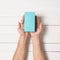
18,16,42,40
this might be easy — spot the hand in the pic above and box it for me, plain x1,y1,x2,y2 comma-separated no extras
17,16,29,40
30,17,42,38
13,17,29,60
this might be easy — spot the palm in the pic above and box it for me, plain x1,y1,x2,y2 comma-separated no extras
30,18,42,37
18,17,28,37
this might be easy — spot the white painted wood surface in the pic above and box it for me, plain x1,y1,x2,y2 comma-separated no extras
0,0,60,60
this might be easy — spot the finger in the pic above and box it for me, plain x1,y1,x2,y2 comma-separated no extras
39,22,42,31
20,21,24,30
37,16,40,24
36,17,40,29
37,22,42,33
18,22,21,30
20,16,24,24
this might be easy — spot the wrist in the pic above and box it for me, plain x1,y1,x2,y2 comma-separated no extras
20,34,28,40
18,36,28,46
31,35,42,44
31,35,40,40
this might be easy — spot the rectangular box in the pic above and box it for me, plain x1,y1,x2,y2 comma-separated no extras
24,12,35,32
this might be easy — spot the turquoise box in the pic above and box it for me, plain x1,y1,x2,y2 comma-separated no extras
24,12,35,32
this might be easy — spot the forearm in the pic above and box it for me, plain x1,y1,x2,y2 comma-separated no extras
32,36,45,60
13,36,28,60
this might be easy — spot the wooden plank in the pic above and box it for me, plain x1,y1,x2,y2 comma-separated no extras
0,0,60,25
0,52,60,60
0,44,60,52
0,26,60,43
